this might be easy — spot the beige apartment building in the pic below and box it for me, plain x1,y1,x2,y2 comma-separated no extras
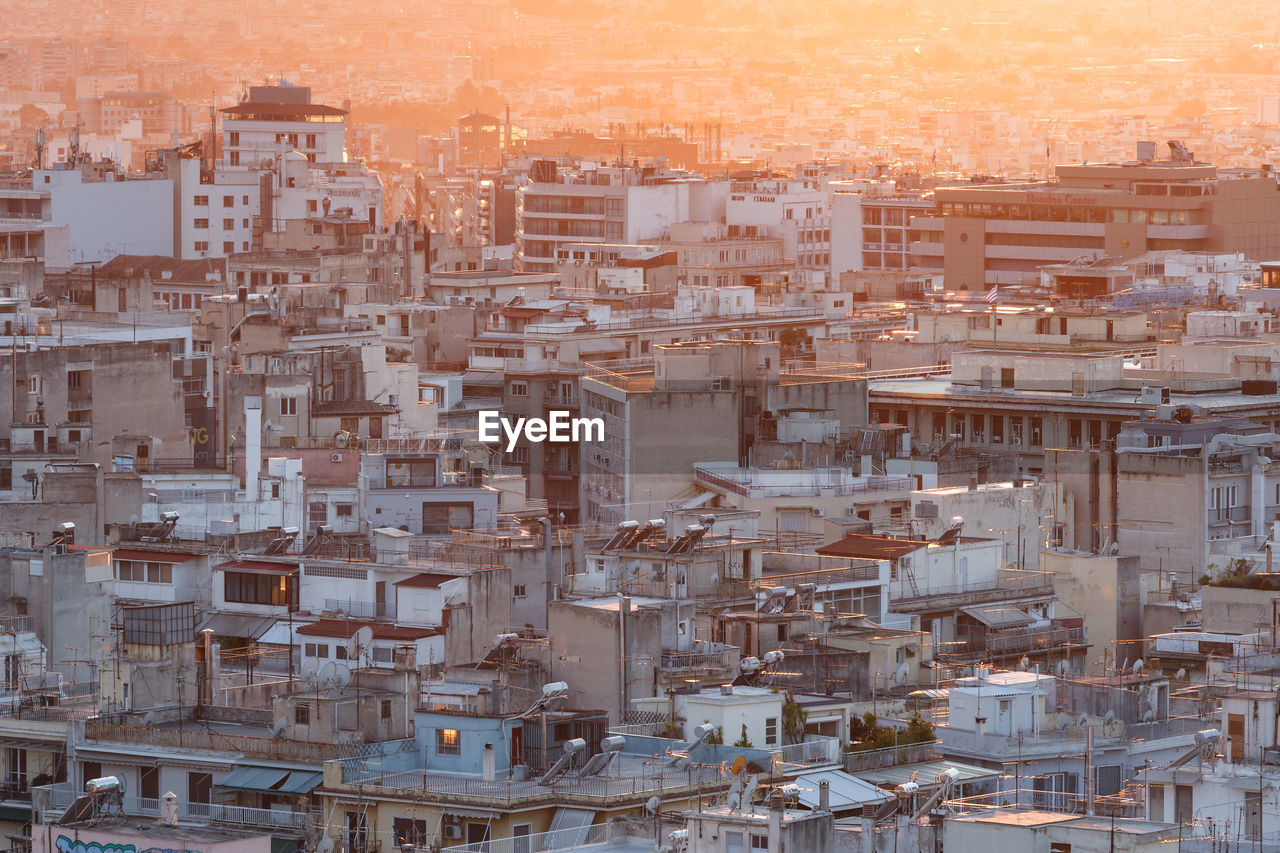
911,147,1280,288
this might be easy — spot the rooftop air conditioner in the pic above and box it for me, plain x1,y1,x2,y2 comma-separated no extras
331,453,344,462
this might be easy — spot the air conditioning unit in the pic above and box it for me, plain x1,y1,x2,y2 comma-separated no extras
442,827,462,840
811,507,824,517
331,453,344,462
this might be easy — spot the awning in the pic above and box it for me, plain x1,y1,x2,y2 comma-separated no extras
960,605,1035,629
256,620,298,647
215,766,324,796
547,808,596,848
215,766,289,793
278,771,323,795
215,560,296,575
576,338,625,355
198,613,278,640
854,760,1000,789
793,770,890,811
907,689,950,701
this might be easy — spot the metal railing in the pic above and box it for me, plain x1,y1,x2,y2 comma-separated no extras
84,719,348,763
751,562,881,591
336,764,730,806
938,625,1086,659
694,465,914,498
843,740,940,772
40,783,313,830
444,823,609,853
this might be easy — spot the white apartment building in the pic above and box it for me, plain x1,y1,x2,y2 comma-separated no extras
726,178,830,271
220,84,347,168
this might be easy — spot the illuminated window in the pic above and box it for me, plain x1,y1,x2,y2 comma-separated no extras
437,728,461,755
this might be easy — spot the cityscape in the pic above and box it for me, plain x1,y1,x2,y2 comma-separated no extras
3,1,1280,851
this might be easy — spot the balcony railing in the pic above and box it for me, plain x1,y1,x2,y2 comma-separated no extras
38,783,313,830
84,719,348,763
445,823,608,853
937,624,1087,660
659,645,736,671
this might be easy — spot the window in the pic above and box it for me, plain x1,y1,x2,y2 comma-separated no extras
386,459,436,488
223,218,235,230
116,560,172,584
1049,845,1072,853
25,375,40,394
309,502,327,526
510,381,528,397
228,132,240,146
336,504,353,518
750,836,769,851
513,584,527,598
194,241,209,252
193,218,208,229
188,772,212,805
194,195,208,206
280,397,297,416
422,502,473,535
726,832,743,853
765,717,778,746
223,195,234,208
437,728,461,755
381,699,392,720
295,704,310,725
372,646,392,663
223,241,234,254
223,571,294,606
305,134,317,149
393,818,427,847
140,766,159,800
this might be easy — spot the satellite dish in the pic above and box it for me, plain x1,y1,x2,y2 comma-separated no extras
1176,668,1188,681
742,774,759,809
318,660,339,688
141,711,157,727
332,666,352,691
731,755,747,776
300,657,319,678
347,625,374,662
645,795,660,815
272,717,290,738
1132,658,1145,673
317,838,335,853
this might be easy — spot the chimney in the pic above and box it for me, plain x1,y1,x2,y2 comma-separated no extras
244,396,262,500
767,790,784,851
818,780,830,812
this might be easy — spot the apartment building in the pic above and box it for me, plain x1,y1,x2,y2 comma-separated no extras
578,339,867,524
220,84,347,168
514,160,724,272
911,144,1280,287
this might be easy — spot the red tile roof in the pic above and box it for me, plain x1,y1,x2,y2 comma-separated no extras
296,619,442,641
214,560,298,574
112,549,201,563
394,573,458,589
815,535,926,561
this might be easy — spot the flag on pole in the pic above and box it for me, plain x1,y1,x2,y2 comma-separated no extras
983,285,1000,304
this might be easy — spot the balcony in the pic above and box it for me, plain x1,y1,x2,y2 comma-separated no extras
84,717,351,763
936,623,1087,663
36,783,314,831
659,644,738,673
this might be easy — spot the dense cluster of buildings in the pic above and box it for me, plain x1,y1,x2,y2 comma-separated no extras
5,10,1280,851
